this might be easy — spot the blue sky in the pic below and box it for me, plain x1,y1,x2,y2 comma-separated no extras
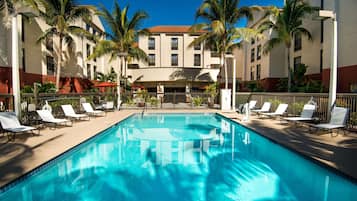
78,0,284,31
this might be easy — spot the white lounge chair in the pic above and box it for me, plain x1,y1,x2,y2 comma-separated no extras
261,103,288,118
103,101,115,111
237,100,257,113
61,105,89,121
251,102,271,114
0,112,39,140
310,107,349,133
284,104,316,123
36,110,72,127
82,103,105,117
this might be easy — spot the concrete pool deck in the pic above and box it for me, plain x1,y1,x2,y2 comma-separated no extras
0,109,356,188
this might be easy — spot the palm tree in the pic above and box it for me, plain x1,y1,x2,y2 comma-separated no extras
258,0,317,92
190,0,262,89
88,2,148,105
35,0,94,90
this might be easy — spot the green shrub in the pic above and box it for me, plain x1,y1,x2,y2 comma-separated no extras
192,96,203,106
39,83,56,93
149,97,159,106
21,85,34,93
268,99,283,111
291,102,305,115
350,112,357,126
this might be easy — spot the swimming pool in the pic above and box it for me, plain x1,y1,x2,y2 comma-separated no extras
0,113,356,201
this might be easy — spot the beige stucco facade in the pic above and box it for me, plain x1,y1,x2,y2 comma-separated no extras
128,26,220,91
0,12,115,81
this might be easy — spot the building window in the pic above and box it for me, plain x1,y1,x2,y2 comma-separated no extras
46,37,53,51
256,64,261,80
320,49,323,73
22,48,26,72
21,17,25,42
194,42,201,50
87,64,91,79
148,37,155,50
251,48,255,62
194,54,201,66
171,54,178,66
93,65,97,79
294,33,302,51
171,38,178,50
251,38,255,45
86,44,91,58
92,47,96,62
148,54,155,66
320,21,324,43
46,56,55,75
257,45,261,60
294,56,301,72
86,23,90,32
250,66,255,80
93,29,96,36
321,0,324,9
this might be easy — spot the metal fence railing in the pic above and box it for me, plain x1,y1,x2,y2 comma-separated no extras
236,92,357,129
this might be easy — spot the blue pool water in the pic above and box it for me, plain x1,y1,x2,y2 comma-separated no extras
0,113,356,201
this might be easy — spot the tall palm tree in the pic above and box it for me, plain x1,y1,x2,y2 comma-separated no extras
36,0,94,90
258,0,317,92
89,2,148,68
190,0,262,89
88,2,148,106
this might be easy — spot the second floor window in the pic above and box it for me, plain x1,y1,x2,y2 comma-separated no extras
251,48,255,62
46,37,53,51
171,38,178,50
250,66,255,80
294,33,302,51
86,23,90,32
294,56,302,72
148,54,155,66
93,65,97,79
46,56,55,75
93,47,96,62
87,64,91,79
256,64,261,80
148,37,155,50
171,54,178,66
86,44,91,58
194,42,201,50
257,45,262,60
194,54,201,66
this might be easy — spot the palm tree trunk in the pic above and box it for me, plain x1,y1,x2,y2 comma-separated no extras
221,53,228,89
56,36,63,91
287,47,291,92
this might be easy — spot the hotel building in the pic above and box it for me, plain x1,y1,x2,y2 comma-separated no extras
127,26,221,93
235,0,357,92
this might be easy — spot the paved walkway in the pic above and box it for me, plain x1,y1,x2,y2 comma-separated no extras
0,109,356,188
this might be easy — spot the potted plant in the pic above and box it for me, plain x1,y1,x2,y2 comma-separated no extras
205,82,218,107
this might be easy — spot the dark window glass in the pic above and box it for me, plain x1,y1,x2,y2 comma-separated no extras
46,37,53,51
148,37,155,50
256,64,261,80
294,56,302,72
194,42,201,50
320,21,324,43
87,64,91,78
86,23,90,32
86,44,91,58
94,65,97,79
294,33,302,51
250,66,254,80
251,48,255,62
22,48,26,72
194,54,201,66
171,38,178,50
93,47,96,62
320,49,323,73
251,38,255,45
257,45,262,60
46,56,55,75
171,54,178,66
148,54,155,66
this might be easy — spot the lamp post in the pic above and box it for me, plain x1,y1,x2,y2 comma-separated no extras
117,52,128,110
318,9,337,114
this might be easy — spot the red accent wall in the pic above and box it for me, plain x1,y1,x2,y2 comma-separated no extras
322,65,357,93
0,66,94,94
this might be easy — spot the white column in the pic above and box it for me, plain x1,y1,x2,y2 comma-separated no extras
117,57,121,110
328,17,337,112
232,58,236,111
12,15,21,117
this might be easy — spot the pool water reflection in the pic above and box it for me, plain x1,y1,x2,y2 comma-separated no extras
0,113,356,201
